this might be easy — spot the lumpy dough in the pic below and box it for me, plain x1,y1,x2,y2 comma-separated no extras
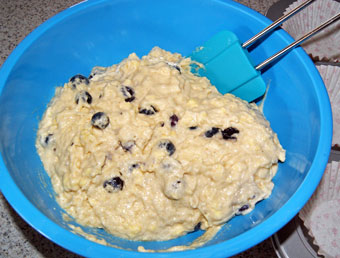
36,47,286,241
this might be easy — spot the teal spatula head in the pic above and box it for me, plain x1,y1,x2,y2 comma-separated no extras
190,30,266,102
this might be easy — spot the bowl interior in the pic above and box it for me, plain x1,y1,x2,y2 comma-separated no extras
0,0,332,257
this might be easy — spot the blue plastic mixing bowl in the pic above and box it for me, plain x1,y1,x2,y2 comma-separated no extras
0,0,332,257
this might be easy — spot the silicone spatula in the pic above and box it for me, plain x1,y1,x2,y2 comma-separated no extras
191,30,266,102
190,0,340,102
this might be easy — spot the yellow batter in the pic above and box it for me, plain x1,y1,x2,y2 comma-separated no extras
36,47,285,241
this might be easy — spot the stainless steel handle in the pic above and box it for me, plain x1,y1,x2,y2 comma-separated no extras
242,0,316,48
255,12,340,71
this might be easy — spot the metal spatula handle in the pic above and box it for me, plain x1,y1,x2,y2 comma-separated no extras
242,0,316,48
255,12,340,71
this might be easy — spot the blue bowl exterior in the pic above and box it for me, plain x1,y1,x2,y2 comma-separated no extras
0,0,332,257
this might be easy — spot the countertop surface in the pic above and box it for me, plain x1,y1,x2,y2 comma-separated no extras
0,0,281,257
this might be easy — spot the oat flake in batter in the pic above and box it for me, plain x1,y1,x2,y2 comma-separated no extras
36,47,285,241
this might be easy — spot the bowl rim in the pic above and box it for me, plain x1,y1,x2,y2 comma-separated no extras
0,0,333,257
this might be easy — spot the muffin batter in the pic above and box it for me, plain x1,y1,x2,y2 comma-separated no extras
36,47,285,241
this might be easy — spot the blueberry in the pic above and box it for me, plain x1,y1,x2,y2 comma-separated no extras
138,105,158,115
75,90,92,104
120,140,135,152
91,112,110,129
128,163,139,172
69,74,89,89
41,133,54,147
189,126,198,130
164,178,185,200
120,86,135,102
103,176,124,193
169,114,179,127
159,140,176,156
44,133,53,145
172,180,182,189
204,127,220,138
166,142,176,156
193,222,201,231
167,62,181,74
174,66,181,73
88,66,106,80
238,204,249,212
222,127,239,140
131,163,139,169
